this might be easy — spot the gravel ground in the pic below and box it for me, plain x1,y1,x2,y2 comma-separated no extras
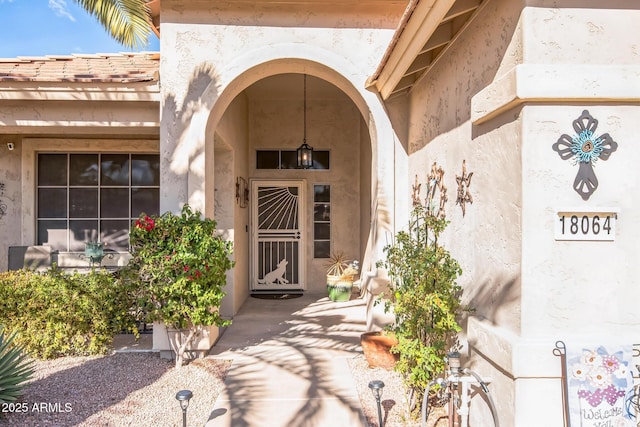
2,351,446,427
349,354,448,427
0,352,230,427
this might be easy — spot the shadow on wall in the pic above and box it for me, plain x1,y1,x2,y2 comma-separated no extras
461,272,521,333
162,62,221,193
360,181,392,277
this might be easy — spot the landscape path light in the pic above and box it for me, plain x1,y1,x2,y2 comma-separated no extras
368,379,385,427
175,389,193,427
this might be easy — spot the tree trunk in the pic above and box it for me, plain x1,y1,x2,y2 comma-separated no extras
174,328,198,369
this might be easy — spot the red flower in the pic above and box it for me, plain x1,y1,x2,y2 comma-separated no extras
183,265,189,272
195,270,202,278
135,215,155,231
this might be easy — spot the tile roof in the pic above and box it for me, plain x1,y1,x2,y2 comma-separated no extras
0,52,160,83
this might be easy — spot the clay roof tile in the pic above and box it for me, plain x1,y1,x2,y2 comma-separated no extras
0,52,160,83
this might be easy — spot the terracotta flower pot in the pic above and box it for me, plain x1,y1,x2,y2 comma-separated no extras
360,331,399,370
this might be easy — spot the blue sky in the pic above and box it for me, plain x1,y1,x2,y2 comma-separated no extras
0,0,160,58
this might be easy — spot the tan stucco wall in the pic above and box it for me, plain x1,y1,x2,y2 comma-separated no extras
216,94,251,316
402,0,523,332
0,135,23,271
398,1,640,426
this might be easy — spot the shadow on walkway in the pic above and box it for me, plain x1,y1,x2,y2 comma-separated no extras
207,292,369,427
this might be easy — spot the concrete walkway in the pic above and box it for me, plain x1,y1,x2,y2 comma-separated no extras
205,292,369,427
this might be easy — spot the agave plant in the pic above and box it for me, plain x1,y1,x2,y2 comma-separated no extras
0,329,35,404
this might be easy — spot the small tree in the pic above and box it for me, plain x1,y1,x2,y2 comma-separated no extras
377,204,463,414
126,204,234,368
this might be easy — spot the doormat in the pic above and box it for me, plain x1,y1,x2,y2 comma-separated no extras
251,293,303,300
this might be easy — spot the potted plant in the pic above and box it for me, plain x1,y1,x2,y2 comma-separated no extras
124,204,234,368
375,204,464,414
325,252,359,302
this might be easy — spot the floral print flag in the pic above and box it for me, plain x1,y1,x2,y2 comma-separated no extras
567,345,635,426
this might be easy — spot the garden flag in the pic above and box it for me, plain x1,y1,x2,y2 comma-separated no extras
566,344,636,426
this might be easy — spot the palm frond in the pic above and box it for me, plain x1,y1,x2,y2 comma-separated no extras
75,0,152,50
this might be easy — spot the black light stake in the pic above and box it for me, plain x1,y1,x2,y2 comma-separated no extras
368,380,385,427
175,389,193,427
296,74,313,168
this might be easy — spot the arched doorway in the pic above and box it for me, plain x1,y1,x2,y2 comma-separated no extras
215,72,371,297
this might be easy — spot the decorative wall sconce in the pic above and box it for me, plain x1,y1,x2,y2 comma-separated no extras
236,177,248,208
552,110,618,200
296,74,314,169
455,160,473,217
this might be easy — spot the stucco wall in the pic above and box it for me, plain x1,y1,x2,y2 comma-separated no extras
399,1,640,426
403,0,524,332
0,135,22,272
216,94,251,315
159,0,401,213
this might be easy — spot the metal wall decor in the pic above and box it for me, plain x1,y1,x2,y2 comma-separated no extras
455,160,473,217
411,175,422,207
552,110,618,200
426,162,447,219
0,182,6,220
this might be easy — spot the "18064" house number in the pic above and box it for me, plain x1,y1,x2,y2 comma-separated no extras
555,208,618,241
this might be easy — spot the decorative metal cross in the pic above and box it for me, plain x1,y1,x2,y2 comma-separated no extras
552,110,618,200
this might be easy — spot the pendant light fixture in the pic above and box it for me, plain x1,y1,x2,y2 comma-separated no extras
296,74,314,169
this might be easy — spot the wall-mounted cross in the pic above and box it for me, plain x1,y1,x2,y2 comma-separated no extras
552,110,618,200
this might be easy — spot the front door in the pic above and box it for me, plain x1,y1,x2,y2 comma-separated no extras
250,180,306,292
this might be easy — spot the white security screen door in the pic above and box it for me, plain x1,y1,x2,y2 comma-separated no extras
251,180,306,292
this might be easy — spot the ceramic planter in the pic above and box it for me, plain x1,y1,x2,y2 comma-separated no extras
327,274,354,302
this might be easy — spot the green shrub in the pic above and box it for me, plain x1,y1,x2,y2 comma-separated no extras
0,328,34,406
0,268,139,359
377,204,463,413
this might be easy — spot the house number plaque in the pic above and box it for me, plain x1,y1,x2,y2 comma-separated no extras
554,208,618,241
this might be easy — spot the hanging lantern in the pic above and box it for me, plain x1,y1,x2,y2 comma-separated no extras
297,74,314,169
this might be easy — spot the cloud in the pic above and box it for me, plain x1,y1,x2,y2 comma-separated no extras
48,0,76,22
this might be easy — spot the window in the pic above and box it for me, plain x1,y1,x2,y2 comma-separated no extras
256,150,330,170
37,153,160,252
313,184,331,258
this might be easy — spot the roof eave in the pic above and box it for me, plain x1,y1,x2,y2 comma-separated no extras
367,0,456,100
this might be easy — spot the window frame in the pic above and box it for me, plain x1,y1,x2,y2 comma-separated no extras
36,152,160,252
21,138,159,251
256,149,331,170
313,183,331,259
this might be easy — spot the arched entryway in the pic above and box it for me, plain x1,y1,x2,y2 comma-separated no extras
169,55,400,318
213,72,372,302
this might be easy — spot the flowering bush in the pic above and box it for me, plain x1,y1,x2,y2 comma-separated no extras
124,204,234,367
